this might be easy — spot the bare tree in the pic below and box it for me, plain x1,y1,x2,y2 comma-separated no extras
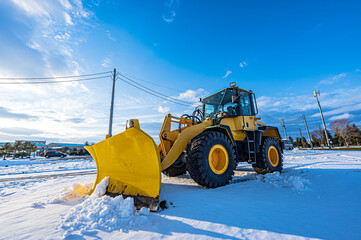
311,125,323,147
330,118,352,147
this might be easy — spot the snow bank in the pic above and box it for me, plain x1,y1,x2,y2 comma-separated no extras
0,158,95,176
257,172,309,190
90,176,108,198
60,177,149,237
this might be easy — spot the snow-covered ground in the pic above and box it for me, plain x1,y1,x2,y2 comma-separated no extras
1,149,361,240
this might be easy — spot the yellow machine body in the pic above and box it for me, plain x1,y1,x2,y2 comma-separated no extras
85,86,282,211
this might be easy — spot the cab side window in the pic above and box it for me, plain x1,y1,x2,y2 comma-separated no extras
240,95,253,115
204,104,216,118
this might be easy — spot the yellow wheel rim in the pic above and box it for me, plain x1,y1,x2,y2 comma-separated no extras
268,146,279,167
208,144,229,174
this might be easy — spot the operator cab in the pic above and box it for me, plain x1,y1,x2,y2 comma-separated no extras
202,86,258,120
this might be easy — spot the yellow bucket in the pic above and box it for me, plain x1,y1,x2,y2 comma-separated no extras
85,121,161,211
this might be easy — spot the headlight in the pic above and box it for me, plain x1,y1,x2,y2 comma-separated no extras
126,119,134,129
125,119,140,130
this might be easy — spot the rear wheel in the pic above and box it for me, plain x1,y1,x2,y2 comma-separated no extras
252,137,283,174
162,152,187,177
186,131,236,188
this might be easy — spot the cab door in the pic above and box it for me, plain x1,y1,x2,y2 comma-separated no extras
237,91,258,131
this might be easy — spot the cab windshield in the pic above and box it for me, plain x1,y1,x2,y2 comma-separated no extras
202,88,256,119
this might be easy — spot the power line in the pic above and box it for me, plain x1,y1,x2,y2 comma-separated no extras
285,116,304,124
118,74,195,105
0,71,112,80
120,73,310,125
119,74,193,105
258,109,282,123
120,73,181,93
258,109,304,125
117,76,192,107
258,115,281,124
0,76,111,85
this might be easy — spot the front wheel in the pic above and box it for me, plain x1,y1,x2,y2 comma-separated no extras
252,137,283,174
186,131,236,188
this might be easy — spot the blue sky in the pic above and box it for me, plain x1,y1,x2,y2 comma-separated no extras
0,0,361,143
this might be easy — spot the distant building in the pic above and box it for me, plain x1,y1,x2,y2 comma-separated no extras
1,140,47,149
0,141,86,152
47,143,86,151
17,140,47,149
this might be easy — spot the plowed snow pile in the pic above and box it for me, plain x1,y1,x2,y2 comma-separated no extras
60,177,149,237
257,172,309,190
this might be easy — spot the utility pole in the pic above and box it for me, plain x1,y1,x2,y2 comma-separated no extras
281,119,287,139
313,91,331,150
298,128,303,138
303,114,313,149
107,68,116,138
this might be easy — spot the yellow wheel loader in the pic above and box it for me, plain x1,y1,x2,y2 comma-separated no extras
85,85,284,211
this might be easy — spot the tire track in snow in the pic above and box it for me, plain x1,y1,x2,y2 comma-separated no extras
0,170,96,182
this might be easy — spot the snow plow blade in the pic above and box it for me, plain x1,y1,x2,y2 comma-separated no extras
85,120,161,211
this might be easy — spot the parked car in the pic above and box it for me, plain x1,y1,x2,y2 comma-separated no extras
45,151,67,158
282,139,294,150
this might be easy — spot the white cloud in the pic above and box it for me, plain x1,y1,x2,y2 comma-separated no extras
330,113,353,121
257,95,316,113
11,0,49,17
239,61,247,68
0,1,102,143
101,58,111,68
163,11,176,23
175,88,206,103
64,12,73,25
320,72,347,85
222,70,232,78
72,0,90,18
157,106,170,113
8,0,93,77
106,30,116,41
59,0,72,10
162,0,178,23
312,103,361,118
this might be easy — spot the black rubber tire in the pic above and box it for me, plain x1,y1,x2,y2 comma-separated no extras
186,131,237,188
252,137,283,174
162,153,187,177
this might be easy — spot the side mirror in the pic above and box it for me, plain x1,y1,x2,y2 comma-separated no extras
231,95,240,103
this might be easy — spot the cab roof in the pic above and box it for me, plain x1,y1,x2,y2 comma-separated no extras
203,87,252,101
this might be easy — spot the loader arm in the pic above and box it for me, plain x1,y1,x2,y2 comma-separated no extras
159,114,213,170
161,121,210,170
